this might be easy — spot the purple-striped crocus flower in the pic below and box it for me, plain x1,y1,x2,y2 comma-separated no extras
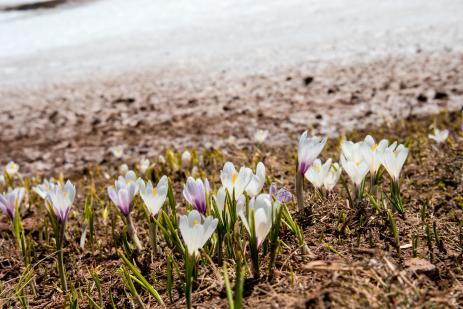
297,131,327,176
107,175,138,216
47,181,76,223
183,177,208,215
269,183,293,203
0,187,25,220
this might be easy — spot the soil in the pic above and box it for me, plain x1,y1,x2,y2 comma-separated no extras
1,51,462,176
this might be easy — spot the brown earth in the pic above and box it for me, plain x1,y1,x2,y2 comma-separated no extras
1,50,462,175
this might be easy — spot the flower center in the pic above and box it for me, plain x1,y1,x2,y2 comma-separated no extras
151,188,157,197
371,144,378,151
232,173,238,185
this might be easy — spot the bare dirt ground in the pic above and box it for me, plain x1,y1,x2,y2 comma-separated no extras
1,51,462,175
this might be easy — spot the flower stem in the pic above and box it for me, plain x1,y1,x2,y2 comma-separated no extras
184,252,195,309
126,214,143,250
295,172,304,211
57,221,68,293
149,218,158,259
391,180,405,214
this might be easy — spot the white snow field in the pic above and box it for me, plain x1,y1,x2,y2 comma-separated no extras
0,0,462,87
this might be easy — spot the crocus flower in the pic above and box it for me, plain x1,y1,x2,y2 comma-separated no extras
340,141,369,187
297,131,327,175
47,181,75,223
360,135,389,175
239,194,278,246
305,159,332,189
254,129,269,144
428,128,449,144
119,163,129,175
179,210,218,256
139,158,150,174
111,145,124,158
183,177,208,214
220,162,253,199
5,161,19,176
0,187,25,220
181,150,192,168
269,183,293,203
323,162,342,191
246,162,266,197
33,179,57,200
107,171,138,216
117,170,138,188
380,143,409,182
137,176,168,216
214,187,226,213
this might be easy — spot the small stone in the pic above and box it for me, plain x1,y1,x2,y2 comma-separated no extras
405,258,437,276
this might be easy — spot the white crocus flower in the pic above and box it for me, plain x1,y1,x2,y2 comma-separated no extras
47,181,76,222
214,187,226,214
5,161,19,176
33,179,57,200
0,187,25,220
360,135,389,175
220,162,253,199
179,210,218,256
380,143,409,182
119,164,129,175
323,162,342,191
117,170,138,189
181,150,192,168
239,194,278,246
297,132,327,175
139,158,150,174
107,171,138,216
158,155,166,164
428,128,449,144
111,145,124,159
304,159,332,189
254,130,269,144
137,176,168,216
340,141,369,187
246,162,266,197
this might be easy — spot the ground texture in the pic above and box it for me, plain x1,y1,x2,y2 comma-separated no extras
0,110,462,308
0,51,462,174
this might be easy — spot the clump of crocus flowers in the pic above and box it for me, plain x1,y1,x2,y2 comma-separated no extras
0,125,422,306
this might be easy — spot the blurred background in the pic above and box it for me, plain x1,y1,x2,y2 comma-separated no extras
1,0,462,85
0,0,462,173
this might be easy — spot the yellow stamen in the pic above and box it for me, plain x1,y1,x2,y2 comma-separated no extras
371,144,378,151
232,173,238,185
193,219,199,225
152,188,157,197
